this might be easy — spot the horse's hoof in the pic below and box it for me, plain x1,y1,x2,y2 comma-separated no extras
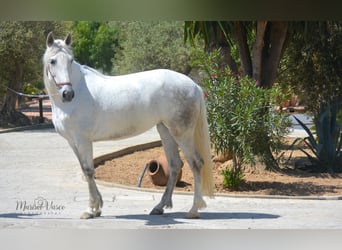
186,211,200,219
80,212,95,219
150,207,164,215
95,210,102,217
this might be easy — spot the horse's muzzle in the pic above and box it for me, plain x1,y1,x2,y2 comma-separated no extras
60,85,75,102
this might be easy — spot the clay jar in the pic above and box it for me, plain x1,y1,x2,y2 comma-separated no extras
147,155,182,186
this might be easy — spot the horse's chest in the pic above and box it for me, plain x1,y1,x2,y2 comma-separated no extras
51,107,79,137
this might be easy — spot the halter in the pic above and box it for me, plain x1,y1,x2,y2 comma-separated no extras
46,64,72,87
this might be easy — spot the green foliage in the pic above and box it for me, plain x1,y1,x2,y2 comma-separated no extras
185,21,289,88
0,21,66,112
279,21,342,173
71,21,120,73
23,83,40,95
0,22,65,85
114,21,191,75
200,50,291,170
279,21,342,116
292,99,342,173
222,166,245,190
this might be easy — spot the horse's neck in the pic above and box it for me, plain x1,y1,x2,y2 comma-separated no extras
71,62,85,84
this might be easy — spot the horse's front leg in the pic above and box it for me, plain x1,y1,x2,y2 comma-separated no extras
69,138,103,219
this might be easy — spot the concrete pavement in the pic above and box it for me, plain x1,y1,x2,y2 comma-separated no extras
0,125,341,229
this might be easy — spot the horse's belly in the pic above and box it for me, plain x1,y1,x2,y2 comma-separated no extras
91,113,158,142
92,125,154,142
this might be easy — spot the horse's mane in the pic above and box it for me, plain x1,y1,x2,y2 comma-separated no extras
82,65,105,76
81,65,113,79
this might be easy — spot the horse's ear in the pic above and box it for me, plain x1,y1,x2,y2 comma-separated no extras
46,32,55,47
65,34,72,47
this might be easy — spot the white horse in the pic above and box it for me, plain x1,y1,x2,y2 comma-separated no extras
43,32,214,219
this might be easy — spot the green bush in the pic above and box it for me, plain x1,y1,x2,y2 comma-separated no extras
201,50,291,170
222,166,245,190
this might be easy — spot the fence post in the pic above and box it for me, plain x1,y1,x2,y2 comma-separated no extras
38,97,44,123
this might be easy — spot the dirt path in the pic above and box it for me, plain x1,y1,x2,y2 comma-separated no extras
95,141,342,197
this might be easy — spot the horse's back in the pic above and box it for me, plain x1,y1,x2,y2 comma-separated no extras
73,68,203,141
139,69,204,134
114,69,198,91
88,68,202,111
128,69,203,114
127,69,202,100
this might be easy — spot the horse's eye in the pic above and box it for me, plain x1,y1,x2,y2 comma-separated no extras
50,59,56,65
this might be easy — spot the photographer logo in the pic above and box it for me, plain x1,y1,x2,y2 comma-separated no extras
16,196,65,215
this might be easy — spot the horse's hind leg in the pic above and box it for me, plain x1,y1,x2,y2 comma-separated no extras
69,138,103,219
176,135,206,219
150,123,183,215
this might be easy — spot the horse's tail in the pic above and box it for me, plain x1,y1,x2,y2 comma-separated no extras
195,89,214,198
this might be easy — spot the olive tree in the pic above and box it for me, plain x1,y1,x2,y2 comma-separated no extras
0,21,65,126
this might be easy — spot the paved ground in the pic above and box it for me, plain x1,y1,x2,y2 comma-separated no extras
0,123,341,229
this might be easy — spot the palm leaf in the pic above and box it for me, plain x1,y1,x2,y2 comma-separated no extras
336,133,342,158
303,137,320,159
293,115,317,149
285,137,303,163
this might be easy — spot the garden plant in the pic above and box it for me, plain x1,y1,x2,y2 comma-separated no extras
199,50,291,187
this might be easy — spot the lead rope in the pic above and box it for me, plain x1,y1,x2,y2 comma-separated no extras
0,66,61,99
0,83,51,98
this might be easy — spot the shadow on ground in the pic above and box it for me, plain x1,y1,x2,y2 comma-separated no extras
101,212,280,226
0,213,70,220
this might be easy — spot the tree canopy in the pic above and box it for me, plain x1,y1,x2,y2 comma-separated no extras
184,21,288,88
114,21,192,75
279,21,342,115
0,21,66,125
71,21,120,74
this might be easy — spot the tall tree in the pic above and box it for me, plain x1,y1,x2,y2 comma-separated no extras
71,21,120,73
279,21,342,114
279,21,342,172
184,21,288,88
0,21,65,125
185,21,290,169
114,21,191,75
186,21,342,171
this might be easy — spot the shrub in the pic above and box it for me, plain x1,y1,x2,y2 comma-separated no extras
200,50,291,170
222,166,245,190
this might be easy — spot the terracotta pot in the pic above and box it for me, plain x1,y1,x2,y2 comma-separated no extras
147,155,182,186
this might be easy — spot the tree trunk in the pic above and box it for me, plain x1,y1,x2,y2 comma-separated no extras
220,45,238,75
0,61,30,127
261,22,288,88
253,21,268,86
207,43,238,75
1,62,24,114
233,21,253,77
208,43,238,75
207,22,239,75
